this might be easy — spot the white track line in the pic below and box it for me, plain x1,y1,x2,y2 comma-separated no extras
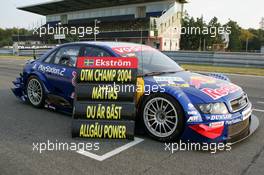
76,137,144,161
257,101,264,104
253,109,264,113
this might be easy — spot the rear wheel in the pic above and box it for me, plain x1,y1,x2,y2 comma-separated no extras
141,93,184,142
26,76,45,108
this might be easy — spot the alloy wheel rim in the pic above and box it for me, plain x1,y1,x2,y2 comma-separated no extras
27,79,42,106
143,97,178,138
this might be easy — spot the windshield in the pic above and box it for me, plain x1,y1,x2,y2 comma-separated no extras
113,46,183,75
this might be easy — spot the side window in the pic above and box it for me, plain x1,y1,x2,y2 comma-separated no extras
53,46,81,67
83,46,111,57
44,51,56,63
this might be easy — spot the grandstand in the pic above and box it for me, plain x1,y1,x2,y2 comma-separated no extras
18,0,187,51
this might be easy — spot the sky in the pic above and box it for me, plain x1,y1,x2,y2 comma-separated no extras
0,0,263,29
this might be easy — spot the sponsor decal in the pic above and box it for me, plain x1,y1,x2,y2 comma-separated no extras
154,76,184,82
71,71,77,99
190,76,216,89
242,105,252,121
72,71,77,86
201,83,241,100
37,64,66,76
208,114,232,121
188,103,195,110
185,102,203,123
187,103,202,123
32,64,37,70
226,118,242,125
187,116,202,123
112,46,154,55
161,84,189,88
209,121,224,128
77,57,138,69
154,76,189,88
188,111,198,115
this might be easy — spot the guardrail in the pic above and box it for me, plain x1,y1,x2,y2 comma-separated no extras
0,48,51,57
1,48,264,68
163,51,264,68
0,48,13,55
17,49,50,57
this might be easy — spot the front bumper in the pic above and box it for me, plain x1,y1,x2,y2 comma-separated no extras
11,74,27,101
228,114,259,144
182,103,259,144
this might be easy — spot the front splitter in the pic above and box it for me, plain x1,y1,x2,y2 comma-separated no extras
229,115,259,145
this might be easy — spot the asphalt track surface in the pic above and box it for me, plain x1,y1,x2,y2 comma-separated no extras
0,58,264,175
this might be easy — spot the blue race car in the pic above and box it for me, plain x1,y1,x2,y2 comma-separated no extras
12,42,259,143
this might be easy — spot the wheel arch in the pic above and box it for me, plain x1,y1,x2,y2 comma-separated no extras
137,91,188,142
137,91,189,122
26,71,50,95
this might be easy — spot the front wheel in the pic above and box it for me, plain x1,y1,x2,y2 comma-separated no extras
141,93,184,142
26,76,45,108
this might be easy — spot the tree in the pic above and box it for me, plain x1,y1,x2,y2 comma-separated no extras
0,27,31,47
247,29,264,51
224,20,242,51
240,29,254,51
180,14,208,50
207,17,223,46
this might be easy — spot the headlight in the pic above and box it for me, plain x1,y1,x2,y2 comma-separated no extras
198,103,228,114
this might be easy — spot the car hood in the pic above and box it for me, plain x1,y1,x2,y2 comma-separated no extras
144,71,244,103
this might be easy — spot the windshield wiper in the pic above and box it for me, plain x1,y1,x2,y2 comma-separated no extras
141,70,184,77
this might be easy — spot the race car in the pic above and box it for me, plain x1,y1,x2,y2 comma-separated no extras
12,42,259,143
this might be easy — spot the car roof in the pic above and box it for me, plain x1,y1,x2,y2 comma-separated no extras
60,41,146,49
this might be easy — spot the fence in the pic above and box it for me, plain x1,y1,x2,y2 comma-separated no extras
1,48,264,68
164,51,264,68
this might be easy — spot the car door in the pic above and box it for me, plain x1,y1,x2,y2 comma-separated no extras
45,45,81,107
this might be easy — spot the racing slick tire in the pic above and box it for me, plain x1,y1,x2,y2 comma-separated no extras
26,76,45,108
140,93,184,142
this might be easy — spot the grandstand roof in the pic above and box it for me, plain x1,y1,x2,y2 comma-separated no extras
18,0,187,16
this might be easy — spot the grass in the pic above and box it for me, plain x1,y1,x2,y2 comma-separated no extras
0,55,32,60
181,64,264,76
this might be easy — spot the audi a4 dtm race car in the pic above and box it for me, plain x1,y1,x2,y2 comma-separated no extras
12,42,259,143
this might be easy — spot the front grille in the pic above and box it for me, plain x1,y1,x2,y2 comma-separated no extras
228,118,250,138
230,94,248,112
